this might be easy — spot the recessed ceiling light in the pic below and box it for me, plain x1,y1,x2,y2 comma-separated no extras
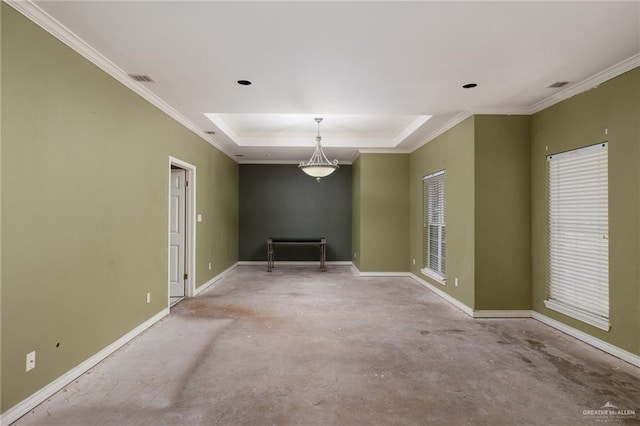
237,80,252,86
462,83,477,89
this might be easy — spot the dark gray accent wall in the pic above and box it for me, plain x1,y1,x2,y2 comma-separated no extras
240,164,352,261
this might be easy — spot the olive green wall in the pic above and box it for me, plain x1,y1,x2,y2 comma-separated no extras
351,156,361,269
474,115,531,310
409,118,476,308
1,5,238,412
355,154,409,272
531,67,639,356
0,2,4,411
2,0,638,415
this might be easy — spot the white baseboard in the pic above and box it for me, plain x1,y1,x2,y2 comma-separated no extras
531,312,640,368
350,265,411,278
409,273,474,317
407,276,639,366
194,262,238,296
359,271,412,277
1,308,170,425
356,271,639,367
238,261,352,267
473,310,533,318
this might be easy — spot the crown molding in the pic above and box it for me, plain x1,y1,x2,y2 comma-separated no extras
5,0,238,162
472,54,640,117
391,115,432,146
357,148,411,154
8,0,638,161
405,110,473,153
528,53,640,114
238,159,353,165
471,107,531,115
406,54,639,153
239,160,301,165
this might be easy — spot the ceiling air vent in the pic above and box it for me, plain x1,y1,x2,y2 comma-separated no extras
547,81,570,88
128,74,155,83
205,131,216,135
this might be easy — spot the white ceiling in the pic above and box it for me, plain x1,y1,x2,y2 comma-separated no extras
29,1,640,163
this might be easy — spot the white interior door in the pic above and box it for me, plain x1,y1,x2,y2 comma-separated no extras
169,169,186,297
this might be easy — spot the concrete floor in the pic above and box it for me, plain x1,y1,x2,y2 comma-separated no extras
14,266,640,425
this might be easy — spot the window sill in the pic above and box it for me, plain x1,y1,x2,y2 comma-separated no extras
420,268,446,286
544,299,610,332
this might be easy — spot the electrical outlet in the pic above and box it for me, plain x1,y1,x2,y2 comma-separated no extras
146,292,151,304
455,277,459,287
354,252,357,258
208,262,212,270
412,258,416,265
26,351,36,372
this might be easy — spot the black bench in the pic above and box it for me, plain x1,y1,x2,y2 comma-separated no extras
267,237,326,272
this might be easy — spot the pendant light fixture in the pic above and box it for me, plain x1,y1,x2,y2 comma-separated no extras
298,117,339,182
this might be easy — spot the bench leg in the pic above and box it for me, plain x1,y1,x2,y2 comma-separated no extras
320,243,326,272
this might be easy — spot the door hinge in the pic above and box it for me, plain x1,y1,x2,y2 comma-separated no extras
184,273,188,281
185,180,189,187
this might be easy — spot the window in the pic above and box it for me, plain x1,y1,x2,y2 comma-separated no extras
546,143,609,331
422,170,446,282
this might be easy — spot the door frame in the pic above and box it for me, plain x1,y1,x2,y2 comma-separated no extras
168,156,196,305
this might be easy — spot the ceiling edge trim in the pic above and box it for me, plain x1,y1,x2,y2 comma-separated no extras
203,113,242,144
238,160,353,165
11,0,637,163
6,0,239,163
528,53,640,114
406,53,639,154
471,107,531,115
358,149,411,154
405,111,473,153
391,115,432,146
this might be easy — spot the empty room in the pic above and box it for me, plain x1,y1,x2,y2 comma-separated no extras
1,1,639,425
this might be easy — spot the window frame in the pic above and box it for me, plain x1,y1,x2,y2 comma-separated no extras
421,170,446,284
545,142,610,331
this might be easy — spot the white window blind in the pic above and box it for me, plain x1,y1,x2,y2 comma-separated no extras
546,142,609,331
422,170,446,280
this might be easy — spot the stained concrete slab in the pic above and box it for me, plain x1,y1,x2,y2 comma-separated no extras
13,266,640,425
